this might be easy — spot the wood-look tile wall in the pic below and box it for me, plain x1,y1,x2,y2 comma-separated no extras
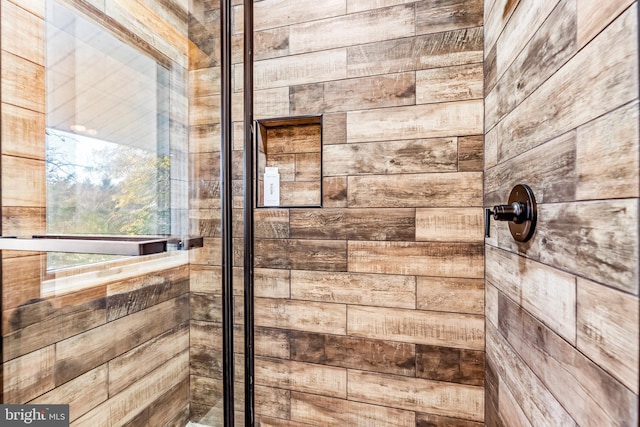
1,0,191,425
190,0,486,424
484,0,639,425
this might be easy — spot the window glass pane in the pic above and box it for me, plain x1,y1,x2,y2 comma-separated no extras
45,0,171,270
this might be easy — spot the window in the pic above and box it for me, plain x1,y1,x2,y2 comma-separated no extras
45,0,181,269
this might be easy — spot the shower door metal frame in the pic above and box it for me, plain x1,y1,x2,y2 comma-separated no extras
220,0,255,425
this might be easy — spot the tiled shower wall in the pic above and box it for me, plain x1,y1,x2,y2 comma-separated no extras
484,0,639,425
194,0,487,425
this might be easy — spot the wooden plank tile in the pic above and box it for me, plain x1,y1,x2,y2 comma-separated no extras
256,357,347,398
254,87,291,119
416,344,484,386
498,382,534,427
108,323,189,395
416,277,483,315
324,138,458,176
255,385,291,419
1,103,45,160
1,0,44,65
190,375,222,408
253,49,346,90
2,255,41,311
4,294,106,361
279,181,321,206
484,358,502,427
290,270,416,308
122,379,189,427
189,67,221,99
190,321,222,378
266,124,321,154
3,345,55,403
348,305,484,350
486,324,577,427
486,245,576,344
485,130,577,206
254,0,346,31
521,200,638,295
323,176,347,207
347,369,484,422
417,63,482,104
348,241,484,279
7,0,44,17
484,126,498,169
416,412,483,427
189,237,222,266
347,100,482,143
2,155,45,207
494,0,559,82
484,43,497,95
73,351,189,427
3,285,101,334
496,4,637,162
416,208,484,242
415,0,483,35
457,135,483,172
190,94,220,126
289,4,414,54
259,416,313,427
577,278,639,393
189,265,221,294
2,207,44,238
190,292,222,323
289,208,415,241
255,26,290,60
485,282,499,329
322,113,347,145
576,101,639,200
105,0,189,66
496,294,638,427
483,0,516,55
254,268,290,299
256,327,291,359
347,27,483,77
55,295,189,385
106,277,189,321
577,0,635,47
485,0,576,131
292,72,416,114
347,0,416,13
31,365,108,422
254,239,347,271
290,331,415,376
291,391,416,426
255,297,346,335
254,209,290,239
295,152,321,181
347,172,483,208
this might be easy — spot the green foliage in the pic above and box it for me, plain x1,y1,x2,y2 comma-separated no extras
46,132,171,270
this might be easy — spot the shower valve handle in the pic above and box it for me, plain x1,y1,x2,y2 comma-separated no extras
484,184,537,242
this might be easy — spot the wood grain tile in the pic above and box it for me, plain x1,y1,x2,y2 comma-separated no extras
289,208,415,241
348,241,484,278
348,369,484,422
348,305,484,350
324,138,457,176
417,277,483,315
290,331,415,376
290,270,416,308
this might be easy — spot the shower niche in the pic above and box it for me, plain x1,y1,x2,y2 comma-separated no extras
256,115,323,208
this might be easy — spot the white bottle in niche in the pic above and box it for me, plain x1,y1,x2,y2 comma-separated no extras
263,167,280,206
